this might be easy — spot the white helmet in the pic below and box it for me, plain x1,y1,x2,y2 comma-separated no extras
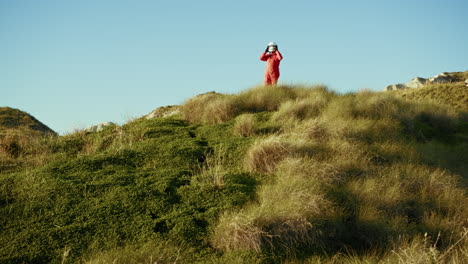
268,42,278,52
268,42,278,47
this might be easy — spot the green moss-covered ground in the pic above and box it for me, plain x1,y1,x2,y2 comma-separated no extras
0,117,258,263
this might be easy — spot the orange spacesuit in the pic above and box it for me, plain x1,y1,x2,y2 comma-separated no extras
260,43,283,85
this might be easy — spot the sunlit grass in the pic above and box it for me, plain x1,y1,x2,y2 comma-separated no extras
1,83,467,263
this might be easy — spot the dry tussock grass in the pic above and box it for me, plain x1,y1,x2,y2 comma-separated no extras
0,133,56,169
319,91,459,127
393,82,468,112
272,95,329,122
277,157,343,185
212,200,324,255
233,114,256,137
0,135,22,158
319,92,405,121
243,136,293,174
211,213,265,252
320,95,356,120
234,85,299,112
331,118,402,142
261,217,321,256
288,229,468,263
196,145,229,189
295,118,330,142
384,231,468,264
353,92,404,119
181,93,238,124
256,158,334,219
393,164,468,215
225,89,466,258
243,135,321,174
213,157,336,254
181,85,335,125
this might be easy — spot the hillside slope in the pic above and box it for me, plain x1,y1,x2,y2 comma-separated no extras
0,84,467,263
0,107,56,136
390,82,468,112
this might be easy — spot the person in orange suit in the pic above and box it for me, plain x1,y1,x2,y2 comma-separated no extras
260,42,283,85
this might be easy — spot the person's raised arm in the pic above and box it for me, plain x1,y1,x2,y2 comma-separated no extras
275,49,283,61
260,47,269,61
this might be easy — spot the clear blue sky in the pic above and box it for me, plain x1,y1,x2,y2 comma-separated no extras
2,0,467,134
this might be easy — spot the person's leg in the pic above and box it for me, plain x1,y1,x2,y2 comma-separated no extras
271,72,280,85
264,73,272,85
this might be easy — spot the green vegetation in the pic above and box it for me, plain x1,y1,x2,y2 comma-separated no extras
0,107,56,136
1,82,467,263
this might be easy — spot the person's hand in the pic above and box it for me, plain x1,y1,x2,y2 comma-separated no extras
265,46,269,53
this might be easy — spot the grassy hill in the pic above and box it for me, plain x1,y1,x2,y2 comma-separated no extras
0,83,467,263
0,107,57,172
393,82,468,112
0,107,56,136
389,71,468,112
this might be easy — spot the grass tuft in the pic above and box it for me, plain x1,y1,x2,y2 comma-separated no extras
233,114,257,137
181,92,238,124
243,136,292,174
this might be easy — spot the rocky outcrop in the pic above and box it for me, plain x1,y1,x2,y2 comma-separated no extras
385,84,406,91
84,122,117,133
405,77,427,88
385,77,427,91
385,72,456,91
428,72,452,83
145,105,181,119
465,79,468,87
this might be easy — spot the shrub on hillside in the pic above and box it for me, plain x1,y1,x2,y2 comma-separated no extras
352,91,405,119
243,136,292,174
181,85,333,125
235,85,332,114
384,232,468,264
272,95,329,122
407,106,458,142
321,92,404,121
296,119,330,142
234,85,298,112
0,135,21,158
233,114,257,137
0,133,57,170
212,158,335,255
212,213,321,255
243,135,321,174
196,145,229,189
301,231,468,263
181,93,238,124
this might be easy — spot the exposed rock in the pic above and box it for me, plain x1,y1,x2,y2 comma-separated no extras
145,105,181,119
84,122,117,133
429,72,452,83
385,78,427,91
405,77,427,88
384,72,461,91
465,79,468,87
385,84,406,91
